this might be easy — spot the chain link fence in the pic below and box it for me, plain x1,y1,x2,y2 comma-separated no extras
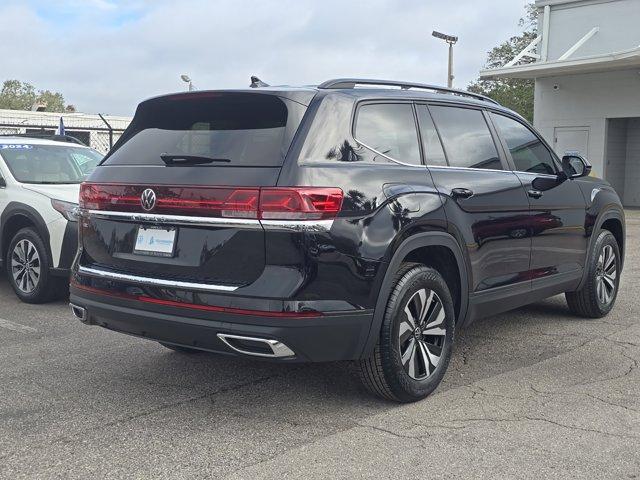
0,111,130,154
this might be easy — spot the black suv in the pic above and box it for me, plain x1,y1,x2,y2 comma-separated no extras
70,78,625,402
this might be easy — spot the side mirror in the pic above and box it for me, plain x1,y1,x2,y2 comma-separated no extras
0,177,6,188
562,154,591,178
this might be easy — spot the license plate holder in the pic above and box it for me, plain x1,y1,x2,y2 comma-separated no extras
134,226,177,257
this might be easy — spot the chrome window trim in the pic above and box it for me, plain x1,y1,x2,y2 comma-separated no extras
353,139,427,168
513,171,558,178
351,100,427,169
426,165,507,174
85,210,334,232
77,265,239,292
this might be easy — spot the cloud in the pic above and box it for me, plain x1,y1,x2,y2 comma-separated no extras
0,0,530,116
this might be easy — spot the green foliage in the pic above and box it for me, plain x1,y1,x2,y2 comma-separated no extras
0,79,68,112
468,4,537,122
0,80,36,110
37,90,66,112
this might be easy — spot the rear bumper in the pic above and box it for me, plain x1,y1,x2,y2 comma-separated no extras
69,286,373,363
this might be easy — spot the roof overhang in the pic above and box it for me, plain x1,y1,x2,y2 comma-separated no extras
480,46,640,79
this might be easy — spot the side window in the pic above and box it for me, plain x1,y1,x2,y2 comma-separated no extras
354,103,421,165
429,106,502,170
415,105,447,167
491,113,557,175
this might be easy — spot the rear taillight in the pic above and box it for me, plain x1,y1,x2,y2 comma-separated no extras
259,188,343,220
80,184,343,221
79,183,260,218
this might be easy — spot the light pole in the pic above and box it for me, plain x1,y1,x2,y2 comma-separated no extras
180,74,194,91
432,31,458,88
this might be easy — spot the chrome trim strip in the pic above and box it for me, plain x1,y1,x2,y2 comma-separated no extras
77,266,239,292
86,210,261,229
85,210,334,232
260,219,334,232
354,139,428,168
426,165,509,174
216,333,295,358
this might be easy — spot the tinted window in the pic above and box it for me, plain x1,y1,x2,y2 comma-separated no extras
0,144,103,184
355,103,421,165
104,93,304,167
429,106,501,170
416,105,447,166
491,113,557,175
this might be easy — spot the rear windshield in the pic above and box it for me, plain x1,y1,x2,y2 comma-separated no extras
103,93,305,167
0,144,103,184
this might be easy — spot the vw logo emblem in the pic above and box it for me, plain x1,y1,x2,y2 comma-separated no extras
140,188,156,211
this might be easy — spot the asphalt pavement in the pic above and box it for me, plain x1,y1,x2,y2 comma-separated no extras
1,211,639,479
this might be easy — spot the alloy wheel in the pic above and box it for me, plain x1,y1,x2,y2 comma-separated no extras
11,239,41,294
398,288,447,380
595,244,617,305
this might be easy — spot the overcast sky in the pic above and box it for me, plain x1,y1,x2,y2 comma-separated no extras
0,0,530,116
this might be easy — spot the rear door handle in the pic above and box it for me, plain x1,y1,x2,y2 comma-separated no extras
451,188,473,199
528,189,543,199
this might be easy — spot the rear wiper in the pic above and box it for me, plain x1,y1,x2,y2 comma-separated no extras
160,154,231,165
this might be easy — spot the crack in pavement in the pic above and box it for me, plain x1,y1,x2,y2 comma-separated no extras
0,368,306,463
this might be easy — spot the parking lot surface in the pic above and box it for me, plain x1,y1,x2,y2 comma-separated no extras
1,212,639,479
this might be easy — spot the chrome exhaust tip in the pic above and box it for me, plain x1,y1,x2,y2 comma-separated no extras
216,333,295,358
69,303,87,322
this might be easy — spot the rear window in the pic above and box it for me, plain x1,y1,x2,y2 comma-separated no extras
103,93,304,167
429,106,502,171
0,144,102,184
354,103,421,165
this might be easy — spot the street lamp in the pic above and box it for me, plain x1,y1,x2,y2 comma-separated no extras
432,31,458,88
180,74,194,91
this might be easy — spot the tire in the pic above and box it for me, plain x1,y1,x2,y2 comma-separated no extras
159,342,202,354
566,230,620,318
357,263,455,402
5,227,58,304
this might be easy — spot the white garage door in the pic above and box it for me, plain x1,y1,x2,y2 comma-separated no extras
554,126,590,159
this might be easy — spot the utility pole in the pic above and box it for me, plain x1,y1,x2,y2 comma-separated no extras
432,31,458,88
180,74,194,91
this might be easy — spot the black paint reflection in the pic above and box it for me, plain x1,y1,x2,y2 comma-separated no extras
472,212,562,245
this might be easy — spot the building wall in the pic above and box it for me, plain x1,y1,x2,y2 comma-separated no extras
0,109,131,153
534,68,640,179
539,0,640,61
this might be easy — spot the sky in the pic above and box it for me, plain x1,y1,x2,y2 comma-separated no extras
0,0,530,116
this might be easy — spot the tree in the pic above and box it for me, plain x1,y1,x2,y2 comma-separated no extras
37,90,66,112
0,80,36,110
0,79,69,112
468,4,537,122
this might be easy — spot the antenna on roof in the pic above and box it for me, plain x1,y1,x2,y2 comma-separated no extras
250,76,270,88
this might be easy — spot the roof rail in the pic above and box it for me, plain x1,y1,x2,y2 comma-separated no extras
0,133,86,146
317,78,499,105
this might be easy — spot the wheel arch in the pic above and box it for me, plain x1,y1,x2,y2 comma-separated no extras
0,202,52,264
360,232,469,358
601,217,624,265
575,207,625,291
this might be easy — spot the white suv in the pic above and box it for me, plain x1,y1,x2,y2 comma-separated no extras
0,136,102,303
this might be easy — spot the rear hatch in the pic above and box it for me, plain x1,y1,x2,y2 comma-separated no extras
78,91,309,287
